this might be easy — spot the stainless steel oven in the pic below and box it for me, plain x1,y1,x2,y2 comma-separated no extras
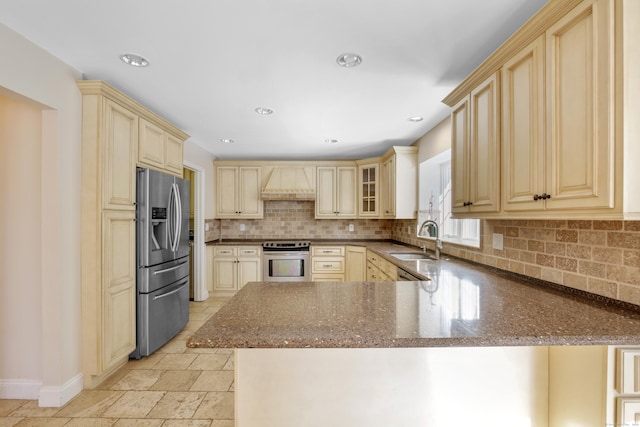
262,241,310,282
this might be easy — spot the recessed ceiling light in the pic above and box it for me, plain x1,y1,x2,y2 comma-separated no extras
220,138,235,144
408,116,424,122
119,53,149,67
325,139,339,144
255,107,274,115
336,53,362,68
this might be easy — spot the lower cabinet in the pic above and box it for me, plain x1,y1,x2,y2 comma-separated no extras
212,246,261,296
311,246,345,281
345,246,366,281
366,250,398,281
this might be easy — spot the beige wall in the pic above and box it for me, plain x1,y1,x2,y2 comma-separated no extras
0,94,43,382
0,23,83,404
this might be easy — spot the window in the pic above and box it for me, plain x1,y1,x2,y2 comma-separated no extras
418,149,480,248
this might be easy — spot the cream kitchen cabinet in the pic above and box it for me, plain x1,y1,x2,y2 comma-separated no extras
345,246,367,281
316,166,357,218
138,117,185,177
311,246,345,281
356,160,380,217
78,80,188,388
503,0,615,214
381,146,418,219
212,246,262,295
451,72,500,215
366,250,397,281
445,0,639,219
215,165,263,219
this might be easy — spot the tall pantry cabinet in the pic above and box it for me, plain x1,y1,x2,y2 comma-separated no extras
78,81,188,388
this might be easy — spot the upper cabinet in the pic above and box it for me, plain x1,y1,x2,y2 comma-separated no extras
215,165,263,219
444,0,638,219
316,165,357,218
451,73,500,215
356,160,380,218
138,118,185,177
381,146,418,219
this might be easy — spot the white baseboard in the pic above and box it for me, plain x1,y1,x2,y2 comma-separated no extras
39,373,83,407
0,379,42,400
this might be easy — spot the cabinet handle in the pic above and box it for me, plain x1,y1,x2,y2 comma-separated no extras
542,193,551,200
463,201,473,206
533,194,551,201
323,264,333,268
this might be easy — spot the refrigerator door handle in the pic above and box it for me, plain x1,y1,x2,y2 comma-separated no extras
167,183,175,252
153,279,188,300
153,260,189,275
173,183,182,252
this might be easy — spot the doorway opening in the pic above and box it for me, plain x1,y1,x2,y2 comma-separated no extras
183,163,208,301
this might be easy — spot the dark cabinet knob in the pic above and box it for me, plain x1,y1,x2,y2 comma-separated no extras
463,201,474,206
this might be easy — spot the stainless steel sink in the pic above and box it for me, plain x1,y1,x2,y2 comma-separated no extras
389,252,436,261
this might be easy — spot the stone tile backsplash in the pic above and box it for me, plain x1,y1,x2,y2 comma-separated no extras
216,201,394,241
206,206,640,306
394,219,640,307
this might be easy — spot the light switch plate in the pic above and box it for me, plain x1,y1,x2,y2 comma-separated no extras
240,224,246,232
348,224,354,232
205,223,210,231
492,233,503,250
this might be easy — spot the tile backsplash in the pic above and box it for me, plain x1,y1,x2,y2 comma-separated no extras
213,201,394,241
206,207,640,306
395,219,640,307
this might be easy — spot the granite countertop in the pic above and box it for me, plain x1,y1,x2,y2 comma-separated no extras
188,241,640,349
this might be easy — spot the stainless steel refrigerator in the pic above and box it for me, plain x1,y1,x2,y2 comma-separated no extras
131,167,190,359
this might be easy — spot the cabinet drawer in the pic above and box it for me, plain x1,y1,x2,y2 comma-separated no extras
366,250,381,264
312,257,345,273
312,246,345,256
312,273,345,282
214,247,237,257
238,246,261,256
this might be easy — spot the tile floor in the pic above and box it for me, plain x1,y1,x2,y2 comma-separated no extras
0,297,233,427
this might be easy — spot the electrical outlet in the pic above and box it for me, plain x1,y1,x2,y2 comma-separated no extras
348,224,354,232
205,223,210,231
240,223,246,232
492,233,504,250
407,226,412,234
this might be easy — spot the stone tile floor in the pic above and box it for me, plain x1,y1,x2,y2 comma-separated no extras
0,297,233,427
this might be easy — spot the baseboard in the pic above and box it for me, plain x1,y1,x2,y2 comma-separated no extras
0,379,42,400
39,373,83,407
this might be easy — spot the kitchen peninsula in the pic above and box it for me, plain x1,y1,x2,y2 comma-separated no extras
188,244,640,426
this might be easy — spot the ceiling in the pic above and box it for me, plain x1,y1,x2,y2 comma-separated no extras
0,0,547,160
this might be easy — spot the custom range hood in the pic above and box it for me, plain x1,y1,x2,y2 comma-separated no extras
261,166,316,200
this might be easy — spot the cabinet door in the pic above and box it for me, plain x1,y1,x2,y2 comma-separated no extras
502,35,546,212
359,163,379,217
238,167,263,218
102,99,137,210
382,157,396,217
102,210,136,371
213,258,237,291
345,246,366,281
238,257,262,289
469,72,500,213
336,166,357,217
138,118,165,170
451,97,470,213
545,0,614,210
164,133,184,177
216,167,238,217
316,167,337,217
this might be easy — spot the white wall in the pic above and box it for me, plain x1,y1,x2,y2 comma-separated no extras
0,23,83,405
183,140,216,218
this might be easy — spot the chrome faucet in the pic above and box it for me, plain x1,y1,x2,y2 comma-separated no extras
418,220,442,260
